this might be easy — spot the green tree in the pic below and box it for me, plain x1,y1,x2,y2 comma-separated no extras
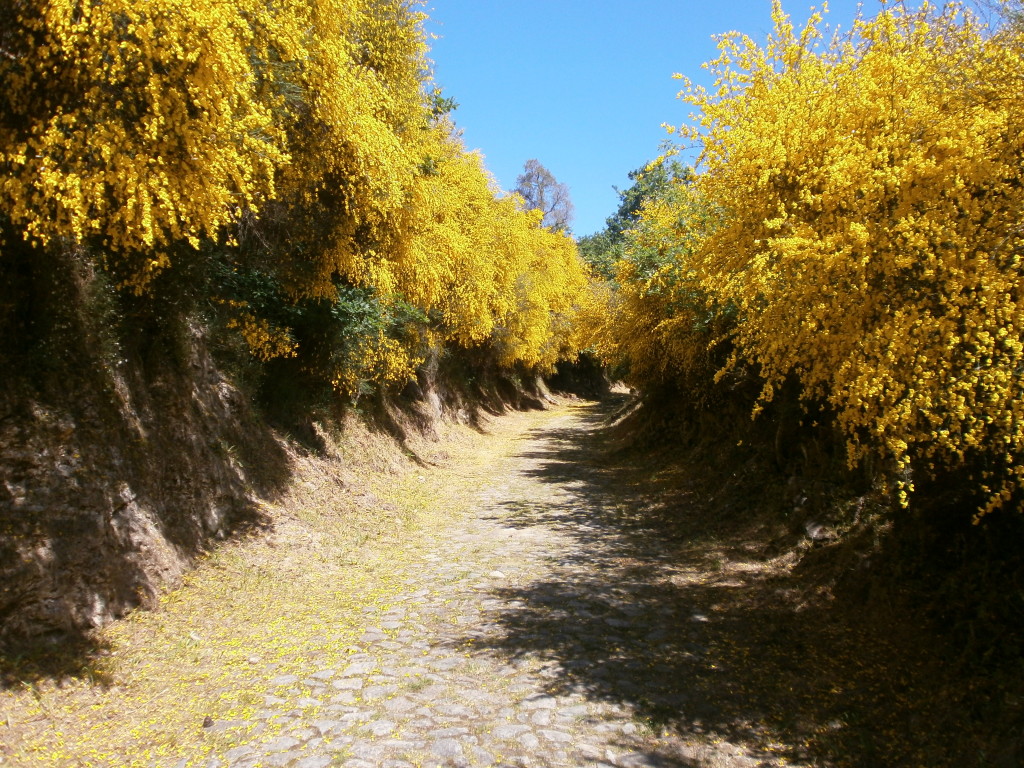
576,230,621,281
577,159,690,281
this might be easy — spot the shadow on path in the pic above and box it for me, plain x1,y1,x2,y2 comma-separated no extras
470,399,967,768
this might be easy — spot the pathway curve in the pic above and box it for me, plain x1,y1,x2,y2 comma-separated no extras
200,402,768,768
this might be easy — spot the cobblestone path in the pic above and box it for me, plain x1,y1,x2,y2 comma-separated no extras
195,403,766,768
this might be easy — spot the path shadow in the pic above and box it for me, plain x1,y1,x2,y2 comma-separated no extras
468,400,973,768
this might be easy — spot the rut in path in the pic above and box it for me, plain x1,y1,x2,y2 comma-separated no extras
197,401,779,768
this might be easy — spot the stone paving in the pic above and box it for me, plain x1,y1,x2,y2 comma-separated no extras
189,407,765,768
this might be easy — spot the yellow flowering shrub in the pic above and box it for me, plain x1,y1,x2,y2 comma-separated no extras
0,0,591,394
492,222,586,372
225,311,298,363
329,329,420,398
662,1,1024,515
231,0,590,380
399,139,511,345
579,171,729,397
0,0,289,289
264,0,430,300
389,125,587,372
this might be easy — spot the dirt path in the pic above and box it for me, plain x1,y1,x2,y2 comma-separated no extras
8,398,948,768
3,400,756,767
144,400,768,768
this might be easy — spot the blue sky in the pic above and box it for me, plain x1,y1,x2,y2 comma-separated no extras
423,0,927,236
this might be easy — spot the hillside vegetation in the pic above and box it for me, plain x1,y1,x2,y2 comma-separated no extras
0,0,590,644
584,0,1024,517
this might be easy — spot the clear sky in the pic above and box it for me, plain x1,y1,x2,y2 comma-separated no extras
423,0,935,237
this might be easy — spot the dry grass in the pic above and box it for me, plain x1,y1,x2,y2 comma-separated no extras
0,403,570,767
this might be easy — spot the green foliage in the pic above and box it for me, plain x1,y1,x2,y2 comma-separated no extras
577,159,691,282
579,166,735,400
576,232,622,282
427,87,460,119
608,159,690,241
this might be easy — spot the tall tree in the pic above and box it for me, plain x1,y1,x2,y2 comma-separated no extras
514,159,575,233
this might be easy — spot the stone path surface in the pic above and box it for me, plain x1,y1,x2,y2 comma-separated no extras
192,404,766,768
